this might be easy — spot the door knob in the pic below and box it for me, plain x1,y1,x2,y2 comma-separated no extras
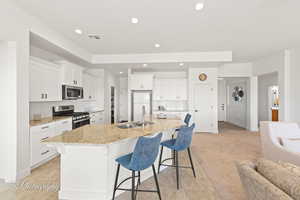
195,110,198,112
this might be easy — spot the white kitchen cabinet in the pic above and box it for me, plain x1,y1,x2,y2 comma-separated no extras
90,111,104,124
174,79,187,100
54,118,72,136
153,78,187,101
29,57,62,102
30,122,56,167
130,74,154,90
58,61,83,87
30,118,72,168
83,73,97,101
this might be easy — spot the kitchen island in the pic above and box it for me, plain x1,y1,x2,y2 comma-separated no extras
44,118,182,200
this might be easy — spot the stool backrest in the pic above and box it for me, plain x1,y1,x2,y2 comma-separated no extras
184,113,192,126
174,123,195,151
128,133,163,171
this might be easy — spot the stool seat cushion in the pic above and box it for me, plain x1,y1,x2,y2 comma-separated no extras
116,153,133,170
161,139,176,150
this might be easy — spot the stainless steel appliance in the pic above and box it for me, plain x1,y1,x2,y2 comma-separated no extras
131,91,152,121
52,105,90,129
62,85,83,100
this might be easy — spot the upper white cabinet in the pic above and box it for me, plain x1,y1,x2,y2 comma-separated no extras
58,61,83,87
130,74,154,90
29,57,62,102
154,78,187,101
83,73,97,101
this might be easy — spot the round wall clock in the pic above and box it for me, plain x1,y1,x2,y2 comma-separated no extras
198,73,208,81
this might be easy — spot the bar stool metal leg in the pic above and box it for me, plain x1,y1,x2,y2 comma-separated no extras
138,171,141,185
158,146,163,174
131,170,135,200
187,147,196,178
175,151,179,190
152,164,162,200
112,164,120,200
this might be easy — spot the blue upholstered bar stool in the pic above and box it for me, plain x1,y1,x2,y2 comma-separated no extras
158,123,196,190
112,133,163,200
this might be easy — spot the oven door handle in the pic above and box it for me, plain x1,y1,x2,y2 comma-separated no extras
73,118,90,123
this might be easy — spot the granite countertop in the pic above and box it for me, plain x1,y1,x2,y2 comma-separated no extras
30,116,72,127
43,118,182,145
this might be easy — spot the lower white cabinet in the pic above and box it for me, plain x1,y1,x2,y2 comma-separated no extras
90,111,104,125
30,118,72,168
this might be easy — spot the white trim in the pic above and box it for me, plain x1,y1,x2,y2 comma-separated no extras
16,168,31,182
283,49,291,121
92,51,232,64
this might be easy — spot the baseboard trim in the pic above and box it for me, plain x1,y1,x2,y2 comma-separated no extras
16,168,31,181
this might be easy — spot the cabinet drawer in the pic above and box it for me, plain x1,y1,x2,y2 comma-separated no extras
40,145,55,160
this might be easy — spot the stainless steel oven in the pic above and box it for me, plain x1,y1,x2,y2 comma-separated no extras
62,85,83,100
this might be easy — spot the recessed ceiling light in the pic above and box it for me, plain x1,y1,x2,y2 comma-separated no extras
131,18,139,24
179,63,184,66
143,64,148,67
195,2,204,11
75,29,83,35
155,44,160,48
120,71,123,74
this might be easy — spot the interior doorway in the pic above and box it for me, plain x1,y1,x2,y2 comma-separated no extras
268,85,279,121
218,77,249,130
111,86,115,124
258,72,279,122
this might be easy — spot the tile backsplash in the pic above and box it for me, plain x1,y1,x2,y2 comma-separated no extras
29,101,98,120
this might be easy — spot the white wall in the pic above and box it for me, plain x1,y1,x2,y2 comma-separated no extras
0,41,18,182
188,68,218,133
288,48,300,122
225,78,249,129
218,63,252,77
257,72,278,122
0,0,92,182
252,51,286,121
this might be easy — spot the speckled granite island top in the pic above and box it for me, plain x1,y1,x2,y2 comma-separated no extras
43,118,182,145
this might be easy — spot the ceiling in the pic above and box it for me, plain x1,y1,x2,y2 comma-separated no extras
31,33,220,76
16,0,300,61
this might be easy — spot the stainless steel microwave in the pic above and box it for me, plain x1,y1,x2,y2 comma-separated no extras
62,85,83,100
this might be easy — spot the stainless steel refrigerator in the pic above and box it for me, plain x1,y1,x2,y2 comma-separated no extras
131,91,152,121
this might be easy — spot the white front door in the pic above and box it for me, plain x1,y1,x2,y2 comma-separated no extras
193,84,214,132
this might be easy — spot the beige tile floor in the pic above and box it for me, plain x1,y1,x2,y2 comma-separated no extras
0,122,261,200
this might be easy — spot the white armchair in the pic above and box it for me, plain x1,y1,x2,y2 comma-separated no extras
260,121,300,166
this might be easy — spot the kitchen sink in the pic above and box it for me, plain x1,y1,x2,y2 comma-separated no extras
117,121,154,129
117,123,136,129
133,121,154,127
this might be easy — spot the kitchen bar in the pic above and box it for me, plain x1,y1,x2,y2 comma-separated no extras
44,118,182,200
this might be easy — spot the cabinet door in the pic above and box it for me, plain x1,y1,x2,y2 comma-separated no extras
44,66,62,101
54,118,72,137
130,74,153,90
62,65,74,86
159,79,169,100
29,63,45,102
153,79,161,100
73,67,82,87
95,77,105,109
175,79,187,100
30,123,56,167
83,73,91,100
